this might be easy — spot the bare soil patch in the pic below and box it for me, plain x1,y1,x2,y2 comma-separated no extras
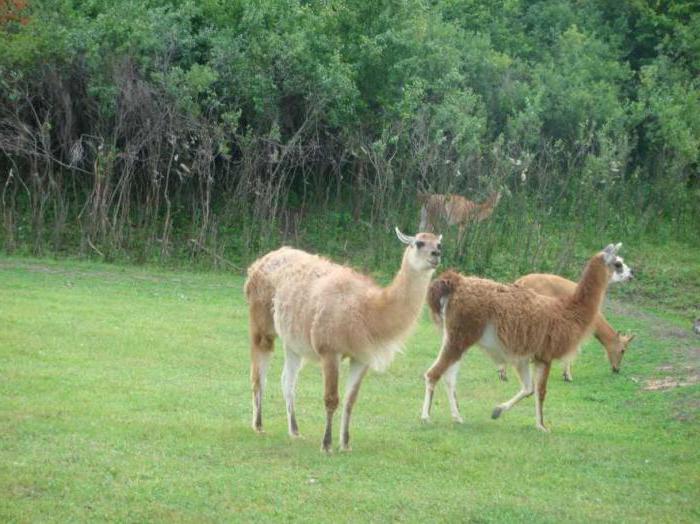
608,299,695,341
608,300,700,394
643,347,700,392
643,374,700,392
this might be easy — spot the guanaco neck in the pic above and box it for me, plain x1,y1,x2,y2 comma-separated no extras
594,318,620,349
365,249,434,341
568,254,610,327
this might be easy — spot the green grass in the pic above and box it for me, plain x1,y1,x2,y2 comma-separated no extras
1,256,699,523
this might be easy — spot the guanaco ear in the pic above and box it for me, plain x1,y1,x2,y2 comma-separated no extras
603,243,621,254
603,243,621,264
395,227,416,245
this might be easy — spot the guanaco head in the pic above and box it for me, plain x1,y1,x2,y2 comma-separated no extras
602,243,633,283
395,227,442,271
608,332,635,373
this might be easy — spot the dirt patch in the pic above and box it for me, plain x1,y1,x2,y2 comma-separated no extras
609,297,699,401
643,374,700,391
654,325,694,341
607,299,694,341
610,301,700,394
673,398,700,421
642,348,700,392
688,346,700,361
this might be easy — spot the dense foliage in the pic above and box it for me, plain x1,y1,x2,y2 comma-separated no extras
0,0,698,271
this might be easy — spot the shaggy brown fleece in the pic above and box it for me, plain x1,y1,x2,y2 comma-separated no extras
428,254,608,362
514,273,634,376
422,247,620,431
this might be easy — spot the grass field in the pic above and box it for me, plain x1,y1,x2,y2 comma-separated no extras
1,255,699,522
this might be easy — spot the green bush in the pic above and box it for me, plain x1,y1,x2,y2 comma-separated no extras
0,0,697,272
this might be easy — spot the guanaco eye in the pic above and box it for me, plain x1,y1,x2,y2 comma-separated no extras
415,241,425,249
614,261,622,269
437,244,442,251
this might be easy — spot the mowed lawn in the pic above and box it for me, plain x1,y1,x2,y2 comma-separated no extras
1,257,698,522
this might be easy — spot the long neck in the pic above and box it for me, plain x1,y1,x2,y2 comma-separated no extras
568,254,609,326
593,316,620,349
365,250,433,341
